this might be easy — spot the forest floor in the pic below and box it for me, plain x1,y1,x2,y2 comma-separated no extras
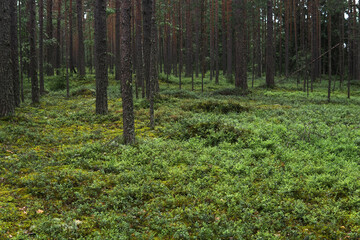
1,73,360,239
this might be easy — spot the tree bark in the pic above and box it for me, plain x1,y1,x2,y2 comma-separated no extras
39,0,45,93
143,0,153,99
135,0,144,98
235,0,247,90
77,0,85,76
214,0,219,84
10,0,19,106
0,0,15,117
266,0,275,88
185,0,192,77
121,0,135,144
222,0,227,75
115,0,121,81
327,13,331,102
95,0,108,115
69,0,74,73
29,0,40,104
226,0,232,79
46,0,54,76
285,0,289,77
19,0,24,102
55,0,62,75
150,0,158,129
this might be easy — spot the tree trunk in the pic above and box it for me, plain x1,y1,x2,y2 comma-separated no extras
266,0,275,88
39,0,45,93
77,0,85,76
135,0,144,98
339,10,344,89
214,0,219,84
143,0,153,99
115,0,121,81
55,0,62,75
209,0,214,81
19,0,24,102
235,0,247,90
311,0,317,90
222,0,226,75
120,0,135,144
10,0,19,106
327,13,331,102
46,0,54,76
95,0,108,114
285,0,289,77
226,0,232,79
69,0,74,73
150,0,158,129
179,0,183,89
185,0,192,77
29,0,40,104
0,0,15,117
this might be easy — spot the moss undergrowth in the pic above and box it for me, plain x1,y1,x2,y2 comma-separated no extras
1,73,360,239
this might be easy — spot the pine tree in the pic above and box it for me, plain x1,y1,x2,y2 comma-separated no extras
121,0,135,144
95,0,108,114
0,0,15,117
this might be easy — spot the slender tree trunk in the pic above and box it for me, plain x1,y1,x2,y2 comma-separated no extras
10,0,19,106
200,0,206,92
69,0,74,73
150,0,158,129
121,0,135,144
19,0,24,102
135,0,144,98
215,0,219,84
39,0,45,93
209,0,214,81
226,0,232,80
65,0,69,97
285,0,289,77
77,0,85,76
195,0,200,78
29,0,40,104
95,0,108,114
143,0,153,99
266,0,274,88
46,0,54,76
311,0,316,90
185,0,192,77
179,0,183,89
327,13,331,102
256,7,261,77
0,0,15,117
55,0,62,75
115,0,121,81
340,10,344,89
222,0,227,75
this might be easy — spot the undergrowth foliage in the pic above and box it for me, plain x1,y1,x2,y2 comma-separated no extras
0,73,360,239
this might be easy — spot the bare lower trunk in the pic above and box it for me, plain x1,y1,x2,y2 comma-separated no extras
121,0,135,144
95,0,108,115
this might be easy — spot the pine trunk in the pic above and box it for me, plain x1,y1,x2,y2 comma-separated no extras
29,0,40,104
120,0,135,144
266,0,274,88
46,0,54,76
77,0,85,76
10,0,19,106
95,0,108,115
0,0,15,117
39,0,45,93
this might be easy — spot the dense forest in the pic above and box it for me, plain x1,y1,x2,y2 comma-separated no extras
1,0,360,239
